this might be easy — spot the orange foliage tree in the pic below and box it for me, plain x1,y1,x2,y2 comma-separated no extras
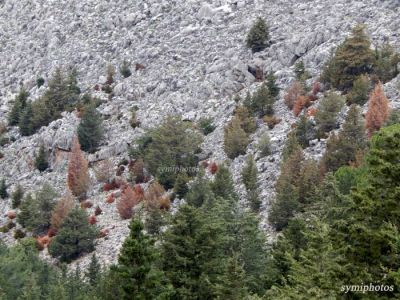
365,82,390,137
67,137,90,199
293,95,310,117
284,81,304,109
50,193,75,232
117,185,143,219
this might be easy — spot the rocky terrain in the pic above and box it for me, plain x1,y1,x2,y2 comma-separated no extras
1,0,400,269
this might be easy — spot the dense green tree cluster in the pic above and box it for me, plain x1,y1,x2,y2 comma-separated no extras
321,104,367,173
322,25,399,93
2,124,400,299
161,166,269,298
49,207,97,262
8,88,29,126
17,184,57,235
269,148,321,231
321,25,376,91
131,116,202,189
11,68,81,136
266,124,400,298
244,74,279,117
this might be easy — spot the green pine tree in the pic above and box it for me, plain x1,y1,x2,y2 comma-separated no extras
19,102,33,136
120,60,132,78
374,41,400,83
248,82,275,117
86,254,101,287
8,88,28,126
281,131,302,162
34,144,49,172
266,72,280,98
49,207,97,262
161,204,230,299
216,254,249,299
315,92,345,135
114,218,171,300
346,74,370,105
211,164,238,201
342,124,400,287
185,169,215,208
246,17,270,53
17,184,57,235
223,118,249,159
0,179,8,199
17,193,34,228
295,114,313,148
77,104,104,153
173,172,189,199
11,185,24,208
241,155,261,212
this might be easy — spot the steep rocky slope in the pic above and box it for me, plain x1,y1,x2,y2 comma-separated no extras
1,0,400,268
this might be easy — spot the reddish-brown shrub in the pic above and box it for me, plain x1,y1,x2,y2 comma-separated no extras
36,239,45,251
67,137,90,199
366,82,390,137
80,200,93,209
159,196,171,211
88,215,97,225
48,228,57,237
94,206,102,216
94,84,100,91
135,63,145,71
117,186,142,219
103,179,120,191
307,107,318,117
284,81,304,109
50,193,75,231
37,235,51,248
106,193,115,204
312,81,321,96
293,96,311,117
7,211,16,220
209,162,218,175
134,184,144,197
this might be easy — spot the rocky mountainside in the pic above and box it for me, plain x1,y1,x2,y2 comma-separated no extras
1,0,400,269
